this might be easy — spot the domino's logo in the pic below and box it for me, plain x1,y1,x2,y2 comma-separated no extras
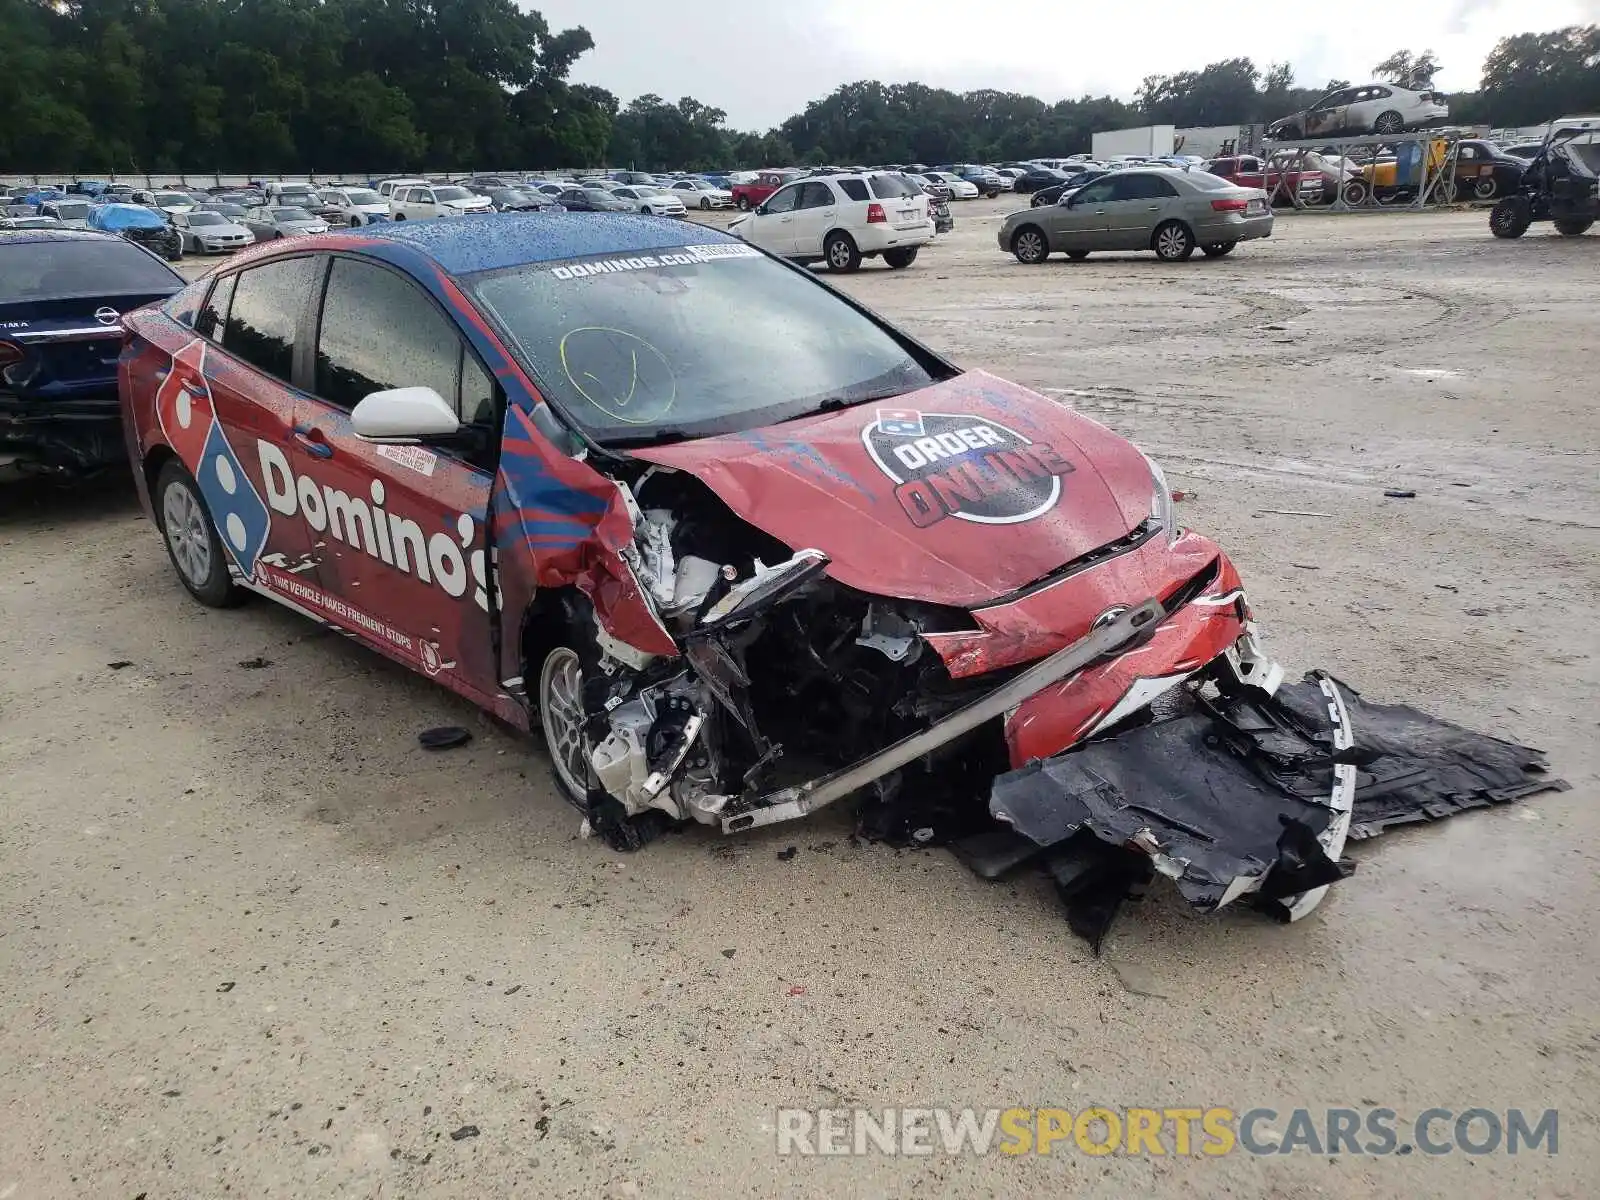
154,340,273,581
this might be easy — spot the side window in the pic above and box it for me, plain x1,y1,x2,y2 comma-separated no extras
1073,178,1116,204
1459,146,1477,161
459,352,496,426
798,182,835,209
196,273,237,341
418,189,435,204
222,256,318,382
314,257,466,417
837,178,869,201
763,185,801,214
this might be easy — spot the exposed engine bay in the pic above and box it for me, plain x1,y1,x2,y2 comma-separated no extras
557,466,1565,945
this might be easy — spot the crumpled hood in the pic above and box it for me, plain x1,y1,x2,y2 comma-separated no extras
631,371,1156,607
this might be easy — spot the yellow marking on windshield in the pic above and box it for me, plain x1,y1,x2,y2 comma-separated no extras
558,327,674,425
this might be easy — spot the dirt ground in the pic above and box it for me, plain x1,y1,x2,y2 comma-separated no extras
2,201,1596,1198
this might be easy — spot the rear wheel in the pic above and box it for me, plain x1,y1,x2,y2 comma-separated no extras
155,460,243,608
1341,179,1370,206
1489,196,1532,239
1474,177,1499,200
1153,220,1195,262
1011,225,1049,264
1202,241,1237,258
735,195,750,210
882,246,919,268
824,231,861,273
1554,217,1594,236
1373,110,1405,136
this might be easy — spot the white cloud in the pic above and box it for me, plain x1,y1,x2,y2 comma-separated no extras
534,0,1600,128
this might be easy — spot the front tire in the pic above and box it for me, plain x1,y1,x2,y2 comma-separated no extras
1474,177,1498,201
1341,179,1370,206
1202,241,1237,258
824,231,861,273
1153,220,1196,261
537,642,593,810
1011,225,1049,263
1554,217,1594,236
735,195,750,211
700,197,711,210
155,460,243,608
882,246,918,269
1490,196,1532,239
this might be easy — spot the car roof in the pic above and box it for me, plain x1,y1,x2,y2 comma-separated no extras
347,212,742,274
0,228,123,247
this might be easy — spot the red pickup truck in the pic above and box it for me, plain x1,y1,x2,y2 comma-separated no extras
731,169,803,211
1204,155,1324,206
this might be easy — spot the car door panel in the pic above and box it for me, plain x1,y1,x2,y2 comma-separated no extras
288,255,500,704
790,182,837,259
755,183,802,254
156,260,322,588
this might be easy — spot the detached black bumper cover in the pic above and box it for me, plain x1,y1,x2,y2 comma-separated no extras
978,673,1565,948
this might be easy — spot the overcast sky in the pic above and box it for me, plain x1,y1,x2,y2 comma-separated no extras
533,0,1600,129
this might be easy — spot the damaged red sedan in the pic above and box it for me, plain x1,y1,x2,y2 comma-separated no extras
119,216,1559,944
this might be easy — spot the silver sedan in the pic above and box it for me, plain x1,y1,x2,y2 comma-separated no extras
241,205,329,241
997,168,1273,263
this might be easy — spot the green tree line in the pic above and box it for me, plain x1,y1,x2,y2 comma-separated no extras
2,1,1596,175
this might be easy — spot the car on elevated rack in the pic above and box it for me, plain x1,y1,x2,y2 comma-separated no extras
1266,83,1449,141
1002,168,1272,262
2,229,183,477
113,210,1558,944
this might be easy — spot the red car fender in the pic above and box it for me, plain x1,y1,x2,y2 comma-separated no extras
1003,554,1249,766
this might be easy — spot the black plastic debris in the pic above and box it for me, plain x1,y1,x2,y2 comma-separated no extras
449,1125,480,1141
237,656,272,669
1383,489,1418,499
981,674,1564,948
418,726,472,751
107,661,134,670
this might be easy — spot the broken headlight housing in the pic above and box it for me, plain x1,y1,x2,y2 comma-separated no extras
1142,452,1178,544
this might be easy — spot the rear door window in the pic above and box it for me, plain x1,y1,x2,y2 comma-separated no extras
196,274,236,340
837,179,869,201
221,256,319,382
797,183,835,209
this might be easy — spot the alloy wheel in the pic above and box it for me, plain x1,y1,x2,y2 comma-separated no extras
1014,230,1046,262
540,647,591,800
162,480,213,589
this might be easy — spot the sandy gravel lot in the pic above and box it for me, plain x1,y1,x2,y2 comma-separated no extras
2,201,1596,1198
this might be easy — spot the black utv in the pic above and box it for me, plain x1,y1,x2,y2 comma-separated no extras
1489,123,1599,239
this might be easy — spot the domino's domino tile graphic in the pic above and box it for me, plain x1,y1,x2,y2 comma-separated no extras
154,339,273,581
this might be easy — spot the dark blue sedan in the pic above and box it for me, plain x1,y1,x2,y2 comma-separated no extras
1,230,183,477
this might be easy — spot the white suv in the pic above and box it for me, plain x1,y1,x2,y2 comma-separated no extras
390,184,494,220
729,172,934,272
